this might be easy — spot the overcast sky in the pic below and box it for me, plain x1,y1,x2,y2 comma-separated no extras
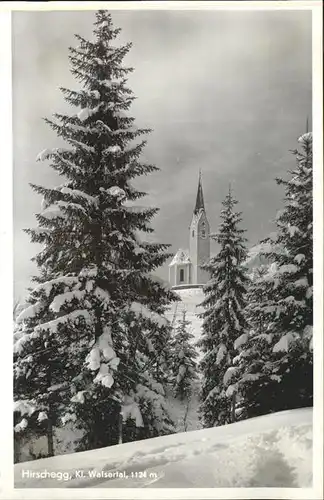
12,8,312,301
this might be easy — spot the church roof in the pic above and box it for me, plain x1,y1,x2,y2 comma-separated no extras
194,170,205,214
169,248,191,267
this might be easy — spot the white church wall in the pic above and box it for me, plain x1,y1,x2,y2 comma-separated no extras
189,220,198,284
196,217,210,284
189,211,210,286
169,265,176,287
175,264,191,286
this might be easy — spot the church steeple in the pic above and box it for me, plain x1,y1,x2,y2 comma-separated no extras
194,169,205,214
169,170,210,288
188,170,210,285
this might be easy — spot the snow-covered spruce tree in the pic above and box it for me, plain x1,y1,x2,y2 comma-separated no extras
14,10,177,454
170,311,198,401
246,131,313,412
198,188,250,427
14,271,73,458
231,264,281,420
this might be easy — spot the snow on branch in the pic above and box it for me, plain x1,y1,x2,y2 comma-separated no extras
100,77,123,88
176,365,186,384
215,344,226,365
291,277,308,289
130,302,168,328
79,265,98,278
98,326,117,362
287,225,301,237
278,264,299,274
234,333,249,350
40,200,88,222
61,412,77,425
60,187,98,206
93,287,111,307
47,382,69,393
85,345,100,371
14,419,28,433
223,367,237,385
225,384,236,398
94,364,114,388
309,336,313,352
69,139,95,154
240,373,261,383
40,204,66,221
57,200,88,214
14,400,36,417
85,326,119,380
77,104,101,122
16,302,43,324
49,289,87,313
32,276,81,297
35,309,92,335
298,132,312,143
105,186,126,200
272,332,297,353
71,391,85,404
94,120,112,134
37,411,48,422
294,254,306,264
135,384,166,427
36,147,74,162
104,145,122,154
121,399,144,428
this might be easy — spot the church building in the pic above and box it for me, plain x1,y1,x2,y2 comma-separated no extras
169,172,210,289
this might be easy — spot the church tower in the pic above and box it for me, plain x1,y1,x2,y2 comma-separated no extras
189,171,210,285
169,171,210,288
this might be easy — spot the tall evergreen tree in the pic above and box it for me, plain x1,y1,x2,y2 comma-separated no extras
14,10,177,455
170,311,198,401
235,131,313,417
198,188,249,427
240,132,313,411
231,264,280,420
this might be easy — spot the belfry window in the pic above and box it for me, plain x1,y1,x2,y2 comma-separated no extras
192,230,194,237
179,269,184,282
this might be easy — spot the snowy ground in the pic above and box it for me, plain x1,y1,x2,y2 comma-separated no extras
14,407,312,489
17,392,201,463
166,287,204,347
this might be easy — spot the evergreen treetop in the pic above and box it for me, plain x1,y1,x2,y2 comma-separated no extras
14,10,177,453
234,131,313,417
198,187,249,427
170,311,198,401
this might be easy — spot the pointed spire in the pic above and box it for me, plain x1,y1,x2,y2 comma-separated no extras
194,169,205,214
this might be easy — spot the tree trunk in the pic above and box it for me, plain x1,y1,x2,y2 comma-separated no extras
46,366,55,457
170,303,178,329
14,434,20,463
231,392,236,423
183,397,191,432
47,417,54,457
118,412,123,444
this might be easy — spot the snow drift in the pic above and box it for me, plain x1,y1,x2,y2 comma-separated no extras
14,407,312,488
